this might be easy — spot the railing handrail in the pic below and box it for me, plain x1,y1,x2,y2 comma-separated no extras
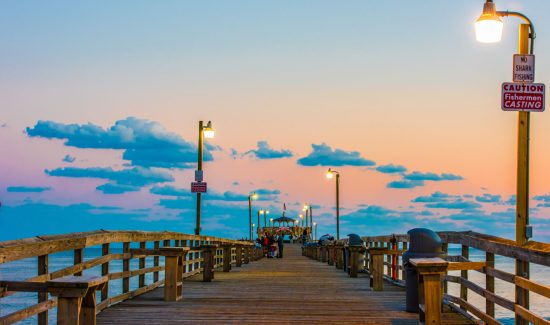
0,230,251,264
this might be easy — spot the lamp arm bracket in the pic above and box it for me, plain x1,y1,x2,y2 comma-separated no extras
496,10,535,54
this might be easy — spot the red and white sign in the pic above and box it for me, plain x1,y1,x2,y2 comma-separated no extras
191,182,207,193
501,83,545,112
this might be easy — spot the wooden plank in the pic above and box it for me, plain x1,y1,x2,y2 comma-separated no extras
153,241,160,282
486,252,495,318
460,245,469,307
514,304,550,325
0,298,57,325
448,262,485,271
139,242,146,288
444,294,500,325
97,244,472,325
101,243,110,301
515,276,550,299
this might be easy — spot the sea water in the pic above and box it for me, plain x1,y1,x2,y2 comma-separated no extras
0,247,548,324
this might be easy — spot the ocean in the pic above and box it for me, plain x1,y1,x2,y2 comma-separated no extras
0,247,548,324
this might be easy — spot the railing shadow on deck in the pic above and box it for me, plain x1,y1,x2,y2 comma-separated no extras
0,230,261,325
305,231,550,325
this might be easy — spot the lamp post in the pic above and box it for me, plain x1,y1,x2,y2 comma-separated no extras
252,224,256,239
326,168,341,240
474,2,536,323
248,192,258,240
269,218,273,227
299,214,304,228
195,121,215,235
313,222,317,240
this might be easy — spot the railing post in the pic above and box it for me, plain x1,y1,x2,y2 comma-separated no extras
335,244,344,269
235,245,243,267
139,242,146,288
441,242,448,294
391,239,397,280
123,242,130,293
201,245,217,282
38,254,48,325
163,249,185,301
321,246,328,263
74,248,83,276
386,242,392,277
101,243,109,301
327,243,334,266
369,248,385,291
222,244,232,272
410,258,448,325
244,246,250,264
486,251,495,318
402,241,408,281
460,245,469,310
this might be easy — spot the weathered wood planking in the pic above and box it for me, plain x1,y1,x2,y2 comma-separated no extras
97,244,472,324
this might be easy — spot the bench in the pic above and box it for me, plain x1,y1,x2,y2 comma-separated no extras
130,247,189,301
1,275,107,325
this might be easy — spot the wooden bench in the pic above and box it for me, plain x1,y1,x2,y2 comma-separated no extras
1,275,107,325
367,248,406,291
410,258,487,325
130,247,189,301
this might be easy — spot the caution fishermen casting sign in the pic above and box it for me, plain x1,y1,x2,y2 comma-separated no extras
501,82,545,112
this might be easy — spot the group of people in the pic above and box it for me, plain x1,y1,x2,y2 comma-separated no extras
256,232,284,258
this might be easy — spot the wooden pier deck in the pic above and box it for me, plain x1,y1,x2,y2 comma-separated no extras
97,244,471,324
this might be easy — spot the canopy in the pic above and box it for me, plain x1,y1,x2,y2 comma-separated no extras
272,216,295,223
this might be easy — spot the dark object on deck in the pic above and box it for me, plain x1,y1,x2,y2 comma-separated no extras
347,234,363,246
402,228,446,313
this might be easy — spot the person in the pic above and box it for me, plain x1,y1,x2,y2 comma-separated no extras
277,234,284,258
302,229,308,244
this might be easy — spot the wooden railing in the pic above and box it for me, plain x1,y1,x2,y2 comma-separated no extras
306,231,550,325
0,230,257,325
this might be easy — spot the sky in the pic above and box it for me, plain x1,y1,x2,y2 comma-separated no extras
1,0,550,242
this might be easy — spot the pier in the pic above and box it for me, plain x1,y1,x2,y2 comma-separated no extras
1,230,549,324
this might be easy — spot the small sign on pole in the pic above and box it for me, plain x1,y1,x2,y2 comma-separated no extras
191,182,207,193
195,170,203,182
501,82,545,112
513,54,535,83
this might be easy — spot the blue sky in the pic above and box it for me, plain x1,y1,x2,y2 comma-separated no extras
1,1,550,242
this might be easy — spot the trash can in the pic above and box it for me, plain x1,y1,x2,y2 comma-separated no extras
402,228,446,313
346,234,364,274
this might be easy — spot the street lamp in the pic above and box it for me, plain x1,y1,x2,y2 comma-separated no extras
252,224,256,239
195,120,215,235
474,2,536,323
299,214,304,227
326,168,341,240
270,218,274,227
248,192,258,240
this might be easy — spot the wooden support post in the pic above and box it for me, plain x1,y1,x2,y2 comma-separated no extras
222,245,232,272
164,255,183,301
74,248,83,276
402,242,408,281
441,242,448,294
101,243,109,301
369,248,385,291
122,242,130,293
244,246,250,264
235,245,243,267
153,241,160,282
335,244,344,269
348,245,363,278
410,258,448,325
486,252,495,318
201,245,217,282
386,243,392,277
321,246,328,263
460,245,469,309
38,254,48,325
327,244,334,266
47,275,108,325
139,242,146,288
